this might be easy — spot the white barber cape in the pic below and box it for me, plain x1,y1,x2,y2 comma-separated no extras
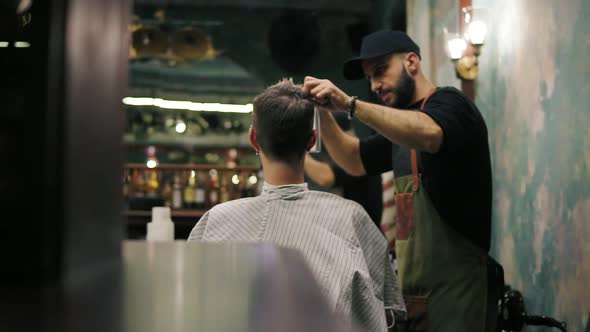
188,182,406,332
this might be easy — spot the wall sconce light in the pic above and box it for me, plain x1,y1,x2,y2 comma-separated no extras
466,20,487,48
445,6,488,81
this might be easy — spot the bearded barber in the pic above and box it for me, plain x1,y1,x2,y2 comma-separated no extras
303,30,493,332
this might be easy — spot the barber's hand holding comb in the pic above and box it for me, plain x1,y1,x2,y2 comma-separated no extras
302,76,351,113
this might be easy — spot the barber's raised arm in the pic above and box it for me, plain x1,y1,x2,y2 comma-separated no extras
303,76,443,154
353,100,443,154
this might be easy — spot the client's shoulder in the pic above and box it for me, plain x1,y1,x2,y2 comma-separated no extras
306,190,368,214
208,196,264,215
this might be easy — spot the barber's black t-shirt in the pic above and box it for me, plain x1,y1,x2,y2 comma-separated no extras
332,113,383,228
331,164,383,228
359,87,492,252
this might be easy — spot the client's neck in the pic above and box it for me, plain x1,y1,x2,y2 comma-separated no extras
260,155,305,186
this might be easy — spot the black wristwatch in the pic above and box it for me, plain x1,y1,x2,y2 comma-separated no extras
347,96,358,120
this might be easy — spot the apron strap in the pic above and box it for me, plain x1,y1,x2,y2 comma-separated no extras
411,149,419,192
410,87,437,193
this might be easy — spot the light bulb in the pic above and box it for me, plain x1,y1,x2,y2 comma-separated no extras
146,159,158,169
231,174,240,185
467,20,487,45
175,121,186,133
447,37,467,60
248,175,258,185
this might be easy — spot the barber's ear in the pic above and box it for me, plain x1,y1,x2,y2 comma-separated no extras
405,52,420,75
249,127,261,153
305,129,317,151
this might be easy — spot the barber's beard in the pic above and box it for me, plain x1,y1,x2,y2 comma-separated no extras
388,66,416,109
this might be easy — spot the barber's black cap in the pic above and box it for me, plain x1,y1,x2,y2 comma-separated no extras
342,30,421,80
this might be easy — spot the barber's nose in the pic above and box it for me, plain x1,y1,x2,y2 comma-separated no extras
370,79,381,93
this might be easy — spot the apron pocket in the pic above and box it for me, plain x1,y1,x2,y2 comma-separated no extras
395,295,428,332
395,193,414,241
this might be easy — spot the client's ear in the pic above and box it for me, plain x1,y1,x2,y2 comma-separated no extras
249,126,261,154
305,129,317,151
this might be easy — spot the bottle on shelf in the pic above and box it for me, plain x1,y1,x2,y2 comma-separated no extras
238,172,248,198
219,172,231,203
132,169,146,198
244,172,258,197
161,180,172,207
194,171,206,209
172,174,183,209
145,170,160,198
122,168,130,199
226,148,238,169
230,172,242,200
183,170,196,209
207,169,220,208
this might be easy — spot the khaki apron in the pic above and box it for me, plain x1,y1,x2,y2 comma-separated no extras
394,90,488,332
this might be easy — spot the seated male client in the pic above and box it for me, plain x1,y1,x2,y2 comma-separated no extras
188,79,405,331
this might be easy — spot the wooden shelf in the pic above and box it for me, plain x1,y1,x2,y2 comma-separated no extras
125,163,259,172
124,209,206,218
123,132,252,149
